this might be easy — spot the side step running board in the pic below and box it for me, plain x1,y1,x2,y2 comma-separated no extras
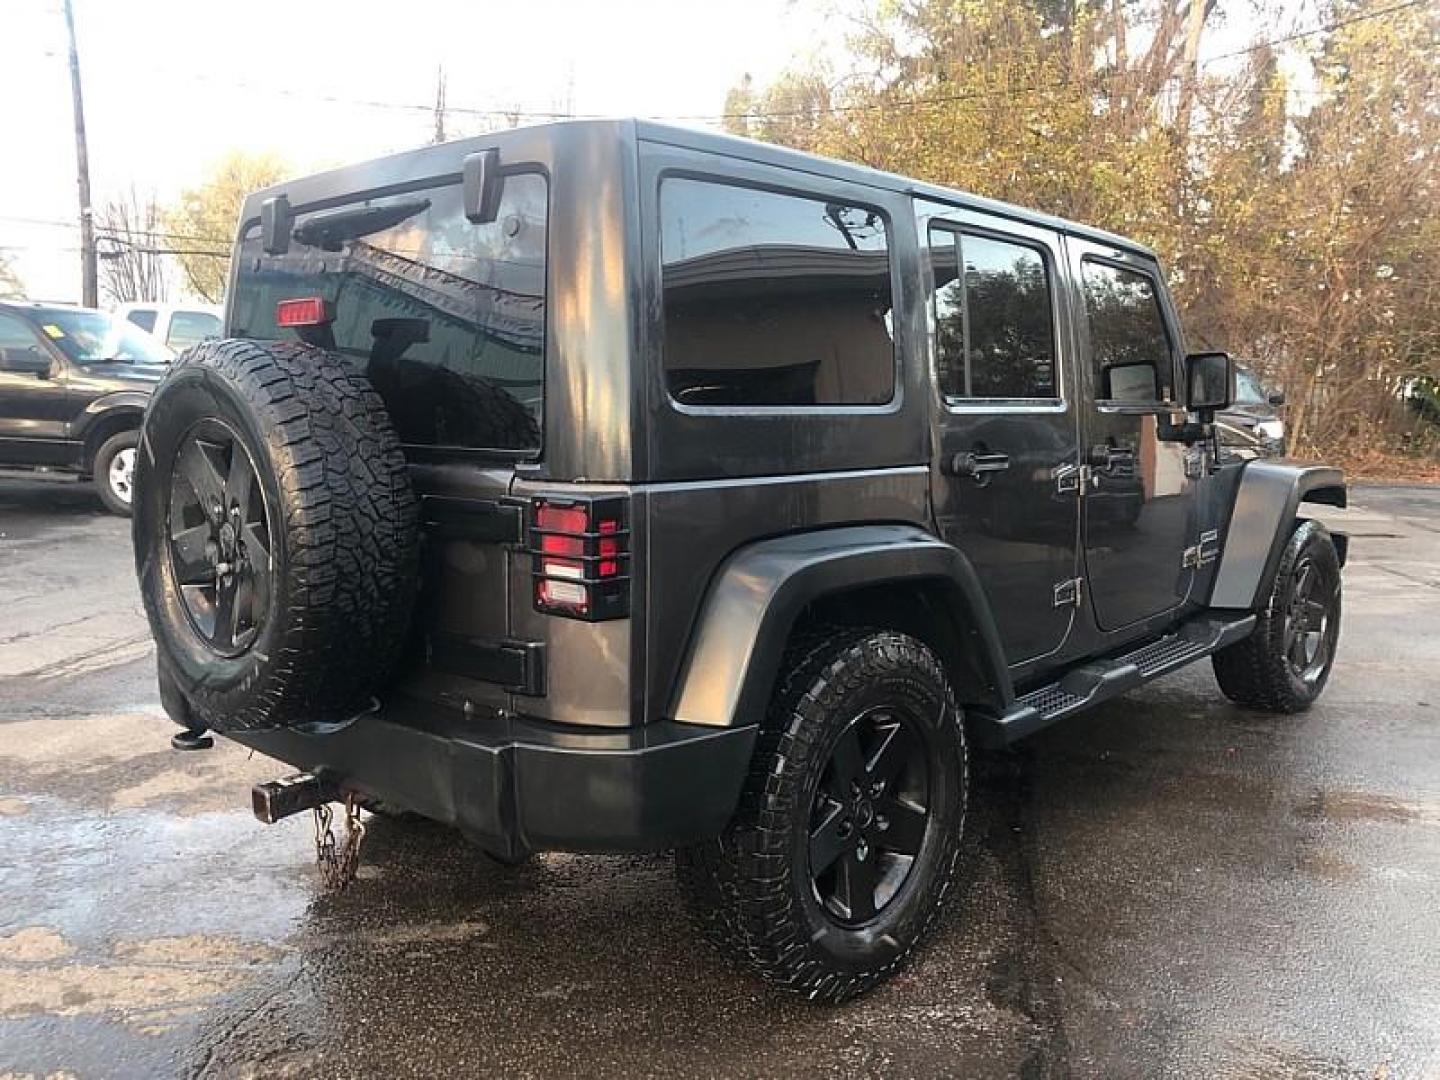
986,612,1256,746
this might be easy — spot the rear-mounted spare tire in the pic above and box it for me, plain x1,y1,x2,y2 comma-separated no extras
133,338,420,733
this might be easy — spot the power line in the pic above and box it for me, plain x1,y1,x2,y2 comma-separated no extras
1200,0,1428,64
0,214,231,248
32,0,1429,126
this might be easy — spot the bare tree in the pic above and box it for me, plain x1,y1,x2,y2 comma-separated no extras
97,188,170,305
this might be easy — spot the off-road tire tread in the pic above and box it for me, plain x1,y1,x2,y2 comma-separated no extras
137,338,419,731
674,624,865,950
677,627,967,1004
1212,519,1340,713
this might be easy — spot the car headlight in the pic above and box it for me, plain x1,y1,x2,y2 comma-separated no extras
1254,420,1285,443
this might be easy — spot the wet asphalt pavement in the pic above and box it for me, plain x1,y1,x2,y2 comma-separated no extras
1,476,1437,1079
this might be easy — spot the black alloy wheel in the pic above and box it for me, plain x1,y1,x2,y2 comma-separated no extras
675,629,967,1003
1213,519,1342,713
1282,552,1338,685
809,705,932,927
167,417,272,657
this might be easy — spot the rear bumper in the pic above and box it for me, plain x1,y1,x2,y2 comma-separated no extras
228,700,756,861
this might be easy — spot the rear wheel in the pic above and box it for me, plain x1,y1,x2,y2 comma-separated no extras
94,430,138,516
1213,520,1342,712
676,629,967,1003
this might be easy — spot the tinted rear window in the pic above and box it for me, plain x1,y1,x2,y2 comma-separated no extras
230,173,547,452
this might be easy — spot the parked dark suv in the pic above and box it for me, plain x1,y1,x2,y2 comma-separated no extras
133,121,1347,1002
0,301,171,513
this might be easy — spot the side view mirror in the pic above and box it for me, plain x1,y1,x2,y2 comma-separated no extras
0,348,52,379
1185,351,1233,418
1268,389,1286,407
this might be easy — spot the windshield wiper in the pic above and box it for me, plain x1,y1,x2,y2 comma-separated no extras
292,199,432,251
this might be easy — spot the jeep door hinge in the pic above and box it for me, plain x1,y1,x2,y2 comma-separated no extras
1184,529,1222,570
1198,528,1221,566
1053,577,1083,608
1055,463,1081,495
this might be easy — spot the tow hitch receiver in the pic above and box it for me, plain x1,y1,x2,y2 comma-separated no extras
252,771,341,824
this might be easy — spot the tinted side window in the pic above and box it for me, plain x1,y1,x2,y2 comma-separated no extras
932,229,1057,400
231,174,547,451
0,314,48,374
661,178,894,407
125,309,158,332
0,313,37,349
166,311,221,350
1081,261,1173,402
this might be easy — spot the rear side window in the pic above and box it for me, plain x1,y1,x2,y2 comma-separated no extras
660,178,894,408
231,173,547,452
125,309,158,332
1081,260,1174,403
166,310,221,351
931,229,1057,401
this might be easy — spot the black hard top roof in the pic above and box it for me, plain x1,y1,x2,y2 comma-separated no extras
245,118,1156,260
631,119,1156,259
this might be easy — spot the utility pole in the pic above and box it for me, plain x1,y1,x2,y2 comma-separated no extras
62,0,97,307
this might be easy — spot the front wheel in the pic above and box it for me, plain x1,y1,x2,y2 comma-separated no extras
94,430,139,516
1213,519,1342,712
676,629,967,1003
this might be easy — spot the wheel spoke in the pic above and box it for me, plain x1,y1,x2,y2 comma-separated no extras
809,800,851,876
868,718,915,789
178,437,226,519
1288,629,1310,667
244,529,272,623
214,574,239,649
837,851,879,922
242,521,270,560
1301,599,1327,632
170,524,213,585
878,796,928,856
827,724,866,798
233,575,262,650
1292,561,1313,601
226,442,255,517
179,583,216,638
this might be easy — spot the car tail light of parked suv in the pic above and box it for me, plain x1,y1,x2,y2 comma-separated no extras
530,496,629,621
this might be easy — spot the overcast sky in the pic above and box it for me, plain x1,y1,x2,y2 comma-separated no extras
1,0,835,301
2,0,1276,304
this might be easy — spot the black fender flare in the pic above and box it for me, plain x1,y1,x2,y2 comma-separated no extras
668,524,1012,729
1209,460,1347,611
74,392,148,436
72,395,147,468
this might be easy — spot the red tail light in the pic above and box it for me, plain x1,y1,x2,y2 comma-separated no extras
275,296,333,327
530,496,629,620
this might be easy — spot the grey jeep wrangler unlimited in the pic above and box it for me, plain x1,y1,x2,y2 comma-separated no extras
133,120,1346,1002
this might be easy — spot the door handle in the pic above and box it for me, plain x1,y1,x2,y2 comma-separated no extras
946,450,1010,482
1088,444,1135,472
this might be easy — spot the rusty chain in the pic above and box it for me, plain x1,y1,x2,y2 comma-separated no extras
312,793,366,890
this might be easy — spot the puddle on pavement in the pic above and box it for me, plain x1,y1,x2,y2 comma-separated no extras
0,930,74,964
1295,789,1439,825
0,795,313,1073
0,711,283,816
